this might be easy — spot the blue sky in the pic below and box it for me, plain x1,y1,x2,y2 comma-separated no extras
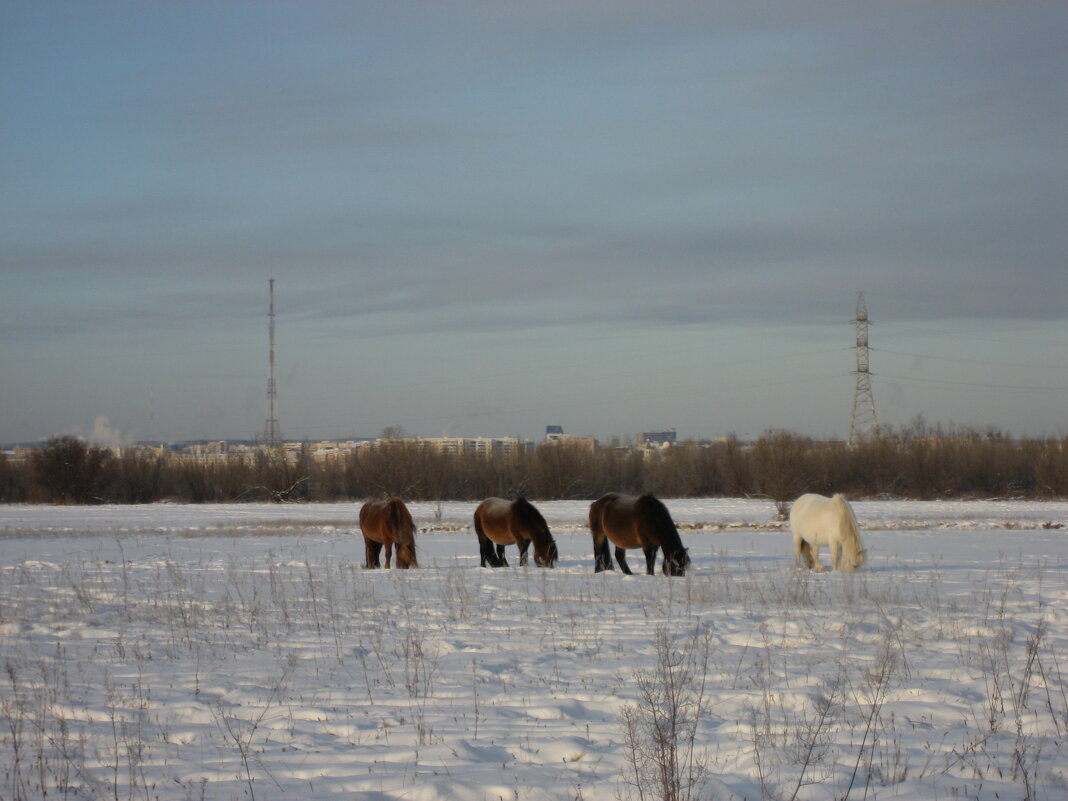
2,1,1065,445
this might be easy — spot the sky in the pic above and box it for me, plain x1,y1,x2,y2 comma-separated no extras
1,1,1065,446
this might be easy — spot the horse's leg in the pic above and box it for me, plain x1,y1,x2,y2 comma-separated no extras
832,539,853,571
476,534,493,567
517,536,530,567
614,547,633,575
590,509,613,572
810,542,825,573
496,544,509,567
643,546,657,576
383,541,393,569
592,531,613,572
365,539,382,569
475,516,502,567
793,532,806,568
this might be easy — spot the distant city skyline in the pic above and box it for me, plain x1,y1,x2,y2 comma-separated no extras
2,2,1065,446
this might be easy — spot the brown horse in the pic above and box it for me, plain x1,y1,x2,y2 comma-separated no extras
473,497,559,568
588,493,689,576
359,497,418,569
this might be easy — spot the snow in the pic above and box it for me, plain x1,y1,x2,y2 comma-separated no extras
1,499,1066,800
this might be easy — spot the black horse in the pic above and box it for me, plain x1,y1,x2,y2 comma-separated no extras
588,493,689,576
474,497,559,567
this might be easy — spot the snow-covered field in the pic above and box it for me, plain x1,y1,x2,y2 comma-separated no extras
1,499,1066,800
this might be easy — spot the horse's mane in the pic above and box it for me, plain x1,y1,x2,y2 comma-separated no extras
635,494,689,574
634,495,683,550
513,497,551,543
832,493,865,566
514,497,558,566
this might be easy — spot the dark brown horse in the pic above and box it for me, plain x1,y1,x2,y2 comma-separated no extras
589,493,689,576
359,497,418,569
473,497,559,568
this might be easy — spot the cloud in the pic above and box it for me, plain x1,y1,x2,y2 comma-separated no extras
1,1,1065,442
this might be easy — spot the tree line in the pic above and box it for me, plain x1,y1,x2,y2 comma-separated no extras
2,422,1065,506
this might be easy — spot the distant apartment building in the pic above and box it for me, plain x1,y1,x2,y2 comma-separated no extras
62,427,684,465
172,440,237,461
543,425,598,452
638,428,677,446
308,440,366,462
371,436,533,458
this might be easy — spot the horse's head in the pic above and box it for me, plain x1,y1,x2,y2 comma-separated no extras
514,498,557,567
395,538,418,569
534,539,559,568
852,548,868,569
662,547,690,577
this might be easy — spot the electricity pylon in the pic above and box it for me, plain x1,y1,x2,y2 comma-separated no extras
848,292,880,446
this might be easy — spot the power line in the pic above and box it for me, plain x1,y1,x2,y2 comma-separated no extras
888,323,1067,348
878,372,1068,393
874,347,1067,371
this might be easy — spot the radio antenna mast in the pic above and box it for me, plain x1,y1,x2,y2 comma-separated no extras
263,278,281,448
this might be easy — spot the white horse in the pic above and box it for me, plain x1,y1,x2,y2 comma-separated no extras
788,493,867,572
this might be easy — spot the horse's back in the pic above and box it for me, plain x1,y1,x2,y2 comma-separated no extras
589,491,622,517
359,498,385,528
592,493,643,548
588,493,611,531
476,497,512,522
475,497,517,543
359,499,389,541
789,493,830,528
361,497,413,539
790,493,855,539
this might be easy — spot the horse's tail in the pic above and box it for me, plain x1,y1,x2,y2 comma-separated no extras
473,508,503,568
834,494,865,570
588,496,612,572
388,497,418,568
635,494,690,574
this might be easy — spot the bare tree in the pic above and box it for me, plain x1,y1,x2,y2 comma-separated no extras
31,436,110,504
751,429,811,518
619,626,711,801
